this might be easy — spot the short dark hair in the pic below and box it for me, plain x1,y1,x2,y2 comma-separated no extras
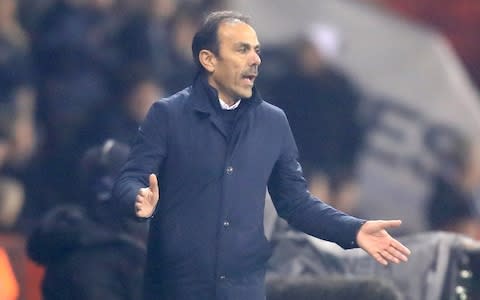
191,11,251,73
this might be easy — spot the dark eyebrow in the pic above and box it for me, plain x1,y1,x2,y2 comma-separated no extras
235,42,261,50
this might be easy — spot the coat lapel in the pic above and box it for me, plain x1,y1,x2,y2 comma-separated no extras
190,76,229,140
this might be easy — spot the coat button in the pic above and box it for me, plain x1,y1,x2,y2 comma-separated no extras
225,166,234,175
223,221,230,227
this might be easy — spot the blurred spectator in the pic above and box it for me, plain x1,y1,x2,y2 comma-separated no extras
271,28,365,212
78,66,165,150
427,139,480,240
29,0,123,215
116,0,178,84
117,1,202,93
17,0,57,34
33,0,120,152
0,0,32,98
162,3,201,92
0,102,26,231
0,107,26,230
27,139,148,300
0,0,37,167
0,0,37,231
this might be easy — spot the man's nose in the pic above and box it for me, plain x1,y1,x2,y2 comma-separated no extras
250,51,261,66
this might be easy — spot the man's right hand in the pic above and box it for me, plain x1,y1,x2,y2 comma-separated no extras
135,173,159,218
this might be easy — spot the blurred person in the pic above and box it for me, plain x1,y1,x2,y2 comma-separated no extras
31,0,122,216
27,139,148,300
271,27,365,218
0,95,33,231
113,11,411,300
116,0,178,82
17,0,57,33
0,0,37,167
78,66,165,149
308,170,361,216
427,139,480,240
33,0,120,151
0,112,25,230
162,3,202,92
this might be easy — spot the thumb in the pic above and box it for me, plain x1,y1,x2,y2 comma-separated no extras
149,173,159,196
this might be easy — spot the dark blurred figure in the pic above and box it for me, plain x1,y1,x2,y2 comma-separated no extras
27,140,148,300
17,0,56,34
427,139,480,240
271,29,365,213
78,66,164,151
117,1,201,93
162,3,201,92
116,0,177,82
30,0,122,219
33,0,120,151
0,0,37,167
0,0,38,232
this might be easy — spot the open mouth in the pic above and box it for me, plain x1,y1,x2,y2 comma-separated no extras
242,74,257,85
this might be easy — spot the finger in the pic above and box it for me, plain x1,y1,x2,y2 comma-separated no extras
138,188,149,197
388,245,408,262
381,249,399,264
380,220,402,229
135,201,142,212
135,200,144,214
373,252,388,266
391,239,411,256
149,173,159,195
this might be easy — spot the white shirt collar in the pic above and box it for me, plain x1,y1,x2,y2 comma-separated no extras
219,98,241,110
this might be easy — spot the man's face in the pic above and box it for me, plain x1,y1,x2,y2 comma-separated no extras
207,21,261,103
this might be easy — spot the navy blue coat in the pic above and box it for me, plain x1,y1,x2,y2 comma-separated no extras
114,76,365,300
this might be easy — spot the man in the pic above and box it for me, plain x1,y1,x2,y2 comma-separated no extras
113,11,411,300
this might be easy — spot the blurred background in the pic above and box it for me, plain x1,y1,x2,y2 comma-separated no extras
1,0,480,299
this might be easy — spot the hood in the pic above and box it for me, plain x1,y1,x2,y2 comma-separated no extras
26,205,143,265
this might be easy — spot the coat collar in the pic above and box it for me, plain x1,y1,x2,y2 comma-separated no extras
190,73,263,115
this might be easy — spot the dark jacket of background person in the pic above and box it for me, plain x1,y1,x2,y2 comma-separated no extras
27,140,147,300
26,205,146,300
272,63,364,178
113,75,365,300
427,175,480,239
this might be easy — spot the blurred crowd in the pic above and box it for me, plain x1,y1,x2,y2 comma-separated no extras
0,0,223,233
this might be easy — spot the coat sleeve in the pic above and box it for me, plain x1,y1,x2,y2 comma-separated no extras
113,101,168,218
267,111,365,249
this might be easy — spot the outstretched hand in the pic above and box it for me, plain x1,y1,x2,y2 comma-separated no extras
135,173,159,218
357,220,411,266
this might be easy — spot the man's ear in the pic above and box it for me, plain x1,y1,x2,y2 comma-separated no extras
199,49,216,73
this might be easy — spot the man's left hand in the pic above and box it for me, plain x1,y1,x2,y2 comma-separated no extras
356,220,411,266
